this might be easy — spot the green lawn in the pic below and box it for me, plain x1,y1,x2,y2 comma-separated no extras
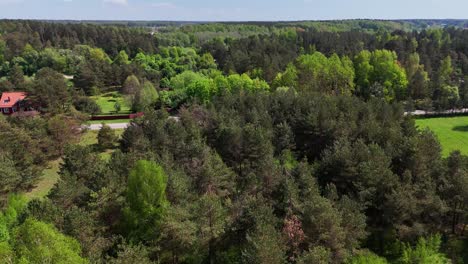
415,116,468,157
91,91,131,115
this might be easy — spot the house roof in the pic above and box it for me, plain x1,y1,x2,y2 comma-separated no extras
0,92,27,108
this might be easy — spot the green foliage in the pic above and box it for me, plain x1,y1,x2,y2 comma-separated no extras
8,64,25,89
439,85,460,109
73,96,101,115
347,252,388,264
2,19,468,264
30,67,72,113
0,194,28,229
186,78,217,103
0,155,21,203
0,241,14,263
114,50,130,66
227,73,270,92
164,71,269,107
296,246,332,264
399,235,450,264
0,118,46,192
108,243,152,264
169,71,202,90
244,223,286,264
296,52,355,95
0,195,87,263
133,80,158,111
0,39,5,64
47,115,80,155
122,75,141,96
13,218,88,264
193,193,229,263
123,160,168,242
97,124,117,150
438,56,453,86
273,63,298,89
114,101,122,113
354,50,408,101
199,52,217,70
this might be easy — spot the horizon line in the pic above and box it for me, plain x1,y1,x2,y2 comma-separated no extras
1,18,468,23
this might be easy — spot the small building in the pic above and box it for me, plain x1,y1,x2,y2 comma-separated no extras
0,92,28,115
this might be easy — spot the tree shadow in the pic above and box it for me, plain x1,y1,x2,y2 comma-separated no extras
452,125,468,132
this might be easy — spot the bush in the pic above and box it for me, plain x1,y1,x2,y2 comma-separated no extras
73,96,101,115
97,124,117,150
346,251,388,264
399,235,451,264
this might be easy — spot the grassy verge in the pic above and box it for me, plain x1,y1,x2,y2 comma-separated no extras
91,91,131,115
86,119,131,125
415,116,468,157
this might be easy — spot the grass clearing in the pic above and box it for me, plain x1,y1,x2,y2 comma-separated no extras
25,159,61,200
79,129,124,146
25,129,124,200
80,129,124,160
415,116,468,157
91,91,131,115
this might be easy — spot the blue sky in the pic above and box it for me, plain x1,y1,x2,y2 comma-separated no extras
0,0,466,21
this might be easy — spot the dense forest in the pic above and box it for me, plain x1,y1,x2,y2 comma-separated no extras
1,19,468,263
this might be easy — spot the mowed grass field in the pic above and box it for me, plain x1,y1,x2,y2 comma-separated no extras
415,116,468,157
91,91,131,114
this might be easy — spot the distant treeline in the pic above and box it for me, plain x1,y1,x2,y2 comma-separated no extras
3,19,468,110
0,20,158,57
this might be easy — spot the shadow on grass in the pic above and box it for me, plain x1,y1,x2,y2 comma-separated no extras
452,125,468,132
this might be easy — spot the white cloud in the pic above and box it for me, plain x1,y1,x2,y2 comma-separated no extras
151,2,176,9
103,0,128,6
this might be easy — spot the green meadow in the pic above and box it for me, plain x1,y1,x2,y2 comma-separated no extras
415,116,468,157
91,91,131,115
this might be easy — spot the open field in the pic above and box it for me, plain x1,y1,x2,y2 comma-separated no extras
91,91,131,115
415,116,468,157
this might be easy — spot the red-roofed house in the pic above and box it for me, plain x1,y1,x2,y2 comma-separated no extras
0,92,28,115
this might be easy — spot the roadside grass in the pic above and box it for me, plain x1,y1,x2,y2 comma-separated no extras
415,116,468,157
86,119,131,125
25,159,61,201
91,91,132,115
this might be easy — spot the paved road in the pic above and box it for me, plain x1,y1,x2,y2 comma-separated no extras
85,123,130,131
84,116,179,131
406,108,468,116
